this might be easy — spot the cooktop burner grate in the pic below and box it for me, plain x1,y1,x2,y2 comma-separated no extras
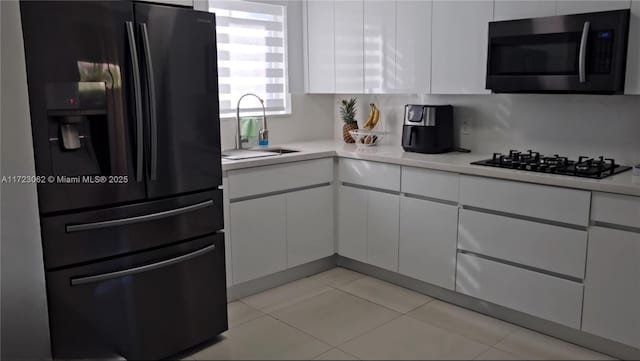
471,150,632,179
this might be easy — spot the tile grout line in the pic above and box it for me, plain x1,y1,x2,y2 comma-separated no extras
227,299,266,329
335,283,434,315
403,297,435,314
229,269,611,361
258,286,335,316
239,274,337,314
400,305,505,350
240,270,516,351
264,310,338,352
491,323,521,348
259,284,404,350
315,347,361,361
243,270,491,353
332,308,405,350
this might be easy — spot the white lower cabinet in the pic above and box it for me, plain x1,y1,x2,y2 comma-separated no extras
458,209,588,279
367,191,400,272
230,194,287,284
456,253,584,329
338,185,400,271
582,227,640,348
399,196,458,290
338,185,368,262
286,186,334,268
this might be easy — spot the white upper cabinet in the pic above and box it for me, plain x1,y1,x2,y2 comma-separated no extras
364,1,396,93
304,0,335,93
304,0,431,94
626,0,640,95
556,0,631,15
431,0,493,94
494,0,556,21
395,0,432,94
335,0,365,93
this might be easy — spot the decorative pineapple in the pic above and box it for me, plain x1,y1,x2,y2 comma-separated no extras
340,98,358,143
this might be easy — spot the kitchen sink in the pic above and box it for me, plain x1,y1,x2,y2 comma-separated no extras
222,147,299,160
261,147,299,155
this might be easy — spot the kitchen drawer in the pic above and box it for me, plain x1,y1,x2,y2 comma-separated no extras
458,209,587,279
339,158,400,191
459,175,590,226
591,192,640,229
40,191,223,269
228,158,333,199
456,253,584,329
47,234,226,359
401,166,459,202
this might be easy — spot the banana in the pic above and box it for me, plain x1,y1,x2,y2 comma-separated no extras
363,103,376,129
369,105,380,129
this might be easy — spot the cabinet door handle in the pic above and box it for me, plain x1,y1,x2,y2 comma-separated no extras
71,243,216,286
66,200,213,232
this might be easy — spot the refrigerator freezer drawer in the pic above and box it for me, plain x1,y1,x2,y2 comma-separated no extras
46,233,228,359
40,190,223,269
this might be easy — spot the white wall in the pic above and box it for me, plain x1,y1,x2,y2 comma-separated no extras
0,1,52,360
334,94,640,166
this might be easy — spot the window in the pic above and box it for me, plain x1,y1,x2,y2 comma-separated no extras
209,0,290,118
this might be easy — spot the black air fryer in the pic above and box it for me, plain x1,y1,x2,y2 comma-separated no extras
402,104,453,154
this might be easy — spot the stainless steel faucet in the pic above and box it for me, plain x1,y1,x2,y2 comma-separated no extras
235,93,268,150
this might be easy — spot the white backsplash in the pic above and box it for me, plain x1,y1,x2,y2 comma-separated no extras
333,94,640,165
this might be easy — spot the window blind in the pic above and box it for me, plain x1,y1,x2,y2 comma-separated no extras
209,0,290,118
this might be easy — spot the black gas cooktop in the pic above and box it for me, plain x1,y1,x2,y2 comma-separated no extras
472,150,632,179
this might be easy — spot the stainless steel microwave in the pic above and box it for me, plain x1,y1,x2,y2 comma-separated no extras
486,10,630,94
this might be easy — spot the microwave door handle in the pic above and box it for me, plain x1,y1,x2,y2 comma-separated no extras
140,23,158,181
126,22,144,182
579,21,590,83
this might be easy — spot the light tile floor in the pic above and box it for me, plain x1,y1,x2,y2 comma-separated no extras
183,267,615,360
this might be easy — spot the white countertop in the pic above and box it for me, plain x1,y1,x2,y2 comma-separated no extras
222,140,640,197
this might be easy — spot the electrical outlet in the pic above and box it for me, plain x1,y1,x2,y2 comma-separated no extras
461,119,472,135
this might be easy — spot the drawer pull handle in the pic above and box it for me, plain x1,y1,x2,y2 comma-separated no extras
66,200,214,233
71,243,216,286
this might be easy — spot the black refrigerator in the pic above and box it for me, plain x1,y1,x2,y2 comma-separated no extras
20,1,227,359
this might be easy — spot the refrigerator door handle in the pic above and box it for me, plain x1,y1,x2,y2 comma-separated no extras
140,23,158,181
126,21,144,182
66,199,214,233
70,243,217,286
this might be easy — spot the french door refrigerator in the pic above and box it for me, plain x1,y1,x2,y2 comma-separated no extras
20,1,227,359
